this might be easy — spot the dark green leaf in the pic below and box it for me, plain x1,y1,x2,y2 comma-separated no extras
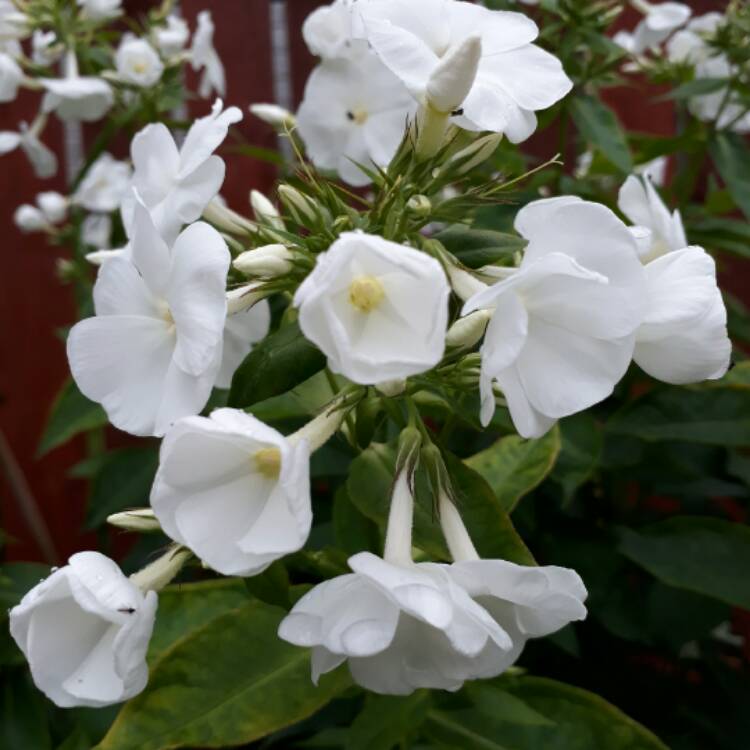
38,379,107,456
465,427,560,512
662,77,728,100
618,516,750,609
710,132,750,219
97,600,349,750
570,95,632,173
434,225,526,268
347,692,431,750
229,321,326,409
243,561,291,610
552,413,603,504
86,448,159,529
333,485,381,555
1,670,52,750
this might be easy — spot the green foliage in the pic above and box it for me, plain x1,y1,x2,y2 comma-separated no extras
570,95,633,173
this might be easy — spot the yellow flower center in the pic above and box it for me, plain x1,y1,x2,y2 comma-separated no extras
348,275,385,313
254,447,281,479
132,60,148,74
347,108,369,125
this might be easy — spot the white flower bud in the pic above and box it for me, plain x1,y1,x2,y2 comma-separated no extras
278,184,319,225
250,103,296,130
426,35,482,114
375,379,407,397
227,282,270,314
85,247,125,265
36,191,68,224
14,204,48,232
446,309,492,349
449,133,503,175
129,546,192,593
407,195,432,217
444,261,489,302
203,196,257,235
233,244,293,278
250,189,284,230
107,508,162,533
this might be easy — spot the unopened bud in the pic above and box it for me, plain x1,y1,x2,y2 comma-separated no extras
449,133,502,175
14,204,48,232
446,309,492,349
445,261,489,302
278,184,319,226
407,195,432,217
227,282,269,314
250,190,285,230
36,191,68,224
375,379,407,397
203,197,256,235
426,35,482,114
85,248,125,265
250,103,296,131
107,508,162,533
233,244,293,278
130,546,192,593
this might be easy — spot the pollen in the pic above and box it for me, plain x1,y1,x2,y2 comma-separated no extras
346,108,369,125
348,275,385,313
254,447,282,479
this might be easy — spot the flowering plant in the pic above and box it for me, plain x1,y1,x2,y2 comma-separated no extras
2,1,749,748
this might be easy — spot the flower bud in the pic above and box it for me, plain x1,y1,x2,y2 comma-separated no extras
250,189,285,230
448,133,503,176
444,261,489,302
227,282,270,314
233,244,293,278
250,103,296,131
36,191,68,224
446,309,492,349
278,184,319,226
107,508,162,533
426,35,482,114
14,204,48,232
375,379,407,397
85,248,125,265
129,546,192,593
407,195,432,217
203,196,256,235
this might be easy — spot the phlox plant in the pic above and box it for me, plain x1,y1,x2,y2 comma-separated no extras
1,1,749,749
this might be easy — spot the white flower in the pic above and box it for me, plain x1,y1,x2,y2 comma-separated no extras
297,49,415,186
666,12,722,64
73,152,132,213
619,2,691,55
0,115,58,178
32,30,61,66
464,197,647,438
37,191,68,223
249,103,295,130
126,99,241,244
618,174,686,261
9,551,157,708
82,213,113,249
14,204,48,232
0,0,27,42
77,0,121,20
635,156,667,187
41,52,113,122
294,231,450,385
0,51,22,102
115,35,164,88
689,55,750,133
303,0,362,59
67,202,230,437
156,15,190,57
190,11,225,99
358,0,572,142
215,301,271,388
151,408,311,576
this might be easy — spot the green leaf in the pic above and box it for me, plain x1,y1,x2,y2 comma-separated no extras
710,132,750,219
147,579,249,662
347,692,431,750
607,386,750,446
494,676,670,749
347,444,534,564
570,95,632,173
97,600,349,750
0,563,50,665
465,427,560,513
333,484,381,555
86,448,159,529
243,561,291,610
434,225,526,268
687,216,750,258
424,710,513,750
38,379,107,456
618,516,750,609
1,669,52,750
228,321,326,409
552,413,603,504
662,77,728,100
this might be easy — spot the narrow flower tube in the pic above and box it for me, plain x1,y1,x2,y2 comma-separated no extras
233,244,293,278
250,189,285,230
107,508,162,533
426,35,482,115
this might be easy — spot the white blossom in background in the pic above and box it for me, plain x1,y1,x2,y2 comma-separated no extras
295,231,450,385
9,552,157,708
215,301,271,388
249,103,295,131
14,203,49,232
151,409,311,576
0,116,58,177
73,152,132,213
191,11,225,99
41,51,113,122
296,49,415,186
618,175,731,384
635,155,667,187
67,201,230,437
357,0,572,142
32,30,62,66
666,12,723,64
125,99,241,244
303,0,362,59
77,0,122,21
115,35,164,87
156,15,190,57
0,51,22,102
0,0,28,43
37,191,68,223
82,213,113,249
613,1,691,55
14,191,68,232
464,197,647,437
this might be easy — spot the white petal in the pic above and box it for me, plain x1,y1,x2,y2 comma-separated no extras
494,365,558,439
129,200,172,298
178,100,242,178
93,256,160,318
215,301,271,389
131,123,180,207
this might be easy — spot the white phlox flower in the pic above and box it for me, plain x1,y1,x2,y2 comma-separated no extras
463,197,647,438
156,15,190,57
294,230,450,385
41,51,114,122
0,51,22,102
14,191,68,232
125,99,242,244
618,175,731,385
357,0,572,142
73,152,132,213
215,300,272,389
296,48,416,186
614,1,691,55
303,0,365,59
115,35,164,88
82,213,113,250
77,0,122,20
0,113,58,178
151,408,312,577
67,201,230,437
9,552,157,708
32,29,61,66
190,11,225,99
